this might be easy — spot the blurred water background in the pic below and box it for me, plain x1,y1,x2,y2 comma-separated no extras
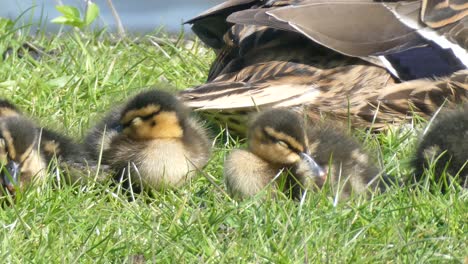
0,0,225,34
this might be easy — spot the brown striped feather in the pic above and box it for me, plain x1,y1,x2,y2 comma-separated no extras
180,0,468,136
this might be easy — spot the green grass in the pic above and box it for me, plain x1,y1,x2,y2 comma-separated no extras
0,20,467,263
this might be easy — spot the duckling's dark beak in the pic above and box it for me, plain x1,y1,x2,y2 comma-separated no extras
1,160,20,192
300,153,326,179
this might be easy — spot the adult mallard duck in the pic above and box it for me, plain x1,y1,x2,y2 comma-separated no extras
179,0,468,136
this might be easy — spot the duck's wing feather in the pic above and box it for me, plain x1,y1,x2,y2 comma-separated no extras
223,0,467,80
180,69,468,130
185,0,259,49
421,0,468,28
227,0,467,56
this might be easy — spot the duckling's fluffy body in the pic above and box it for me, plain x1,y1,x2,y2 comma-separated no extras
299,124,385,199
0,116,47,195
224,109,386,200
225,109,306,199
85,90,211,191
0,99,85,164
224,149,279,198
0,99,86,196
413,106,468,189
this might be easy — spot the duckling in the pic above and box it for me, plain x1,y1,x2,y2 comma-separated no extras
224,108,323,198
0,99,21,118
179,0,468,137
0,116,47,197
412,106,468,190
224,108,387,200
0,99,90,189
84,89,212,192
0,99,86,164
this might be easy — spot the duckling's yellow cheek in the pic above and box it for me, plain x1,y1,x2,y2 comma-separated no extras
20,151,46,184
0,156,7,167
123,112,183,140
252,143,300,165
0,107,19,118
283,152,301,164
0,144,7,165
152,112,183,138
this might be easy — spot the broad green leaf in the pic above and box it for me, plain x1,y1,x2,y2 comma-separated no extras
51,16,84,27
55,5,81,20
51,16,70,24
84,2,100,26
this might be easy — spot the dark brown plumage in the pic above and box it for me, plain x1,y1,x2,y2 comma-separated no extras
84,89,212,193
412,106,468,190
179,0,468,137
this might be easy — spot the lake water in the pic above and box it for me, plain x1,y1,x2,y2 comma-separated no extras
0,0,225,34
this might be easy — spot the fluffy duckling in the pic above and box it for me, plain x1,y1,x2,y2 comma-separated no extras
0,116,47,196
225,108,387,200
0,99,89,194
84,89,212,192
0,99,85,164
224,109,323,199
412,106,468,190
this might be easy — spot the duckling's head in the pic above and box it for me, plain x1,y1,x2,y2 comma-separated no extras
0,99,21,118
248,109,310,165
0,116,42,195
119,90,188,141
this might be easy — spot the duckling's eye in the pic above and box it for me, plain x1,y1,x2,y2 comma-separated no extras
140,111,160,121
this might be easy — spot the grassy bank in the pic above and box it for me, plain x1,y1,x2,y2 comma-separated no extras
0,21,466,263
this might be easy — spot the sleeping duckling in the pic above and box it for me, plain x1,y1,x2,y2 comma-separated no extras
412,106,468,190
0,99,86,164
0,99,89,189
225,108,387,200
0,116,47,197
84,89,212,192
224,108,323,199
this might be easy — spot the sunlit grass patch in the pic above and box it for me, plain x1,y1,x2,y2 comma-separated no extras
0,19,467,263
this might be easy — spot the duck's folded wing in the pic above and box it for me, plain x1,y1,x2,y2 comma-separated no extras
179,79,323,110
185,0,259,49
180,69,468,129
226,0,468,80
227,0,467,56
321,70,468,128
